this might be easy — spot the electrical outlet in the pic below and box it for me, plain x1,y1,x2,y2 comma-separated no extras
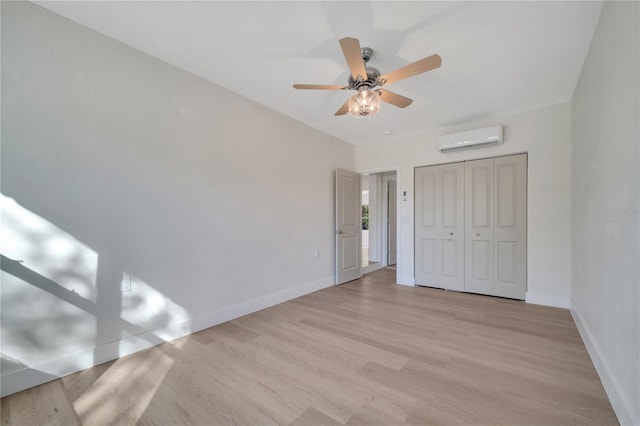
121,274,132,292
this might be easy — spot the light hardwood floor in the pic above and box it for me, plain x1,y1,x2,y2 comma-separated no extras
1,269,617,425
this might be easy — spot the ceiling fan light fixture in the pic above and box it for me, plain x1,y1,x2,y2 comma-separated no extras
348,88,380,118
293,37,441,117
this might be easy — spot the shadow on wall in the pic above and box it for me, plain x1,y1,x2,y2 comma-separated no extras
0,355,59,386
0,193,190,397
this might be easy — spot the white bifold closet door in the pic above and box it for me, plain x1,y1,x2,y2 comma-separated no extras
414,162,465,291
415,154,527,300
465,154,527,299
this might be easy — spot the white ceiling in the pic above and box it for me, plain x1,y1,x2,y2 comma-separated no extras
35,1,603,146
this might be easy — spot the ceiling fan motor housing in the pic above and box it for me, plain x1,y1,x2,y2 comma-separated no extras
346,47,380,90
348,66,380,89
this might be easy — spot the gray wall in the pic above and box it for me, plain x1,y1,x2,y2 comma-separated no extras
571,2,639,424
1,1,354,396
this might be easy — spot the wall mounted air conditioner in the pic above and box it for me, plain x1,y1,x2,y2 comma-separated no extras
438,125,503,152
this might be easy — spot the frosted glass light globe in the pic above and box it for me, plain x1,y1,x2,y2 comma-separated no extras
348,88,380,117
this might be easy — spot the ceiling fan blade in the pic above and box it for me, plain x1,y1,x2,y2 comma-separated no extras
378,54,441,86
293,84,346,90
377,89,413,108
334,100,350,116
339,37,367,81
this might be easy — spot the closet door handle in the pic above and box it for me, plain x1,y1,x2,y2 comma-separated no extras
450,232,454,236
476,233,480,237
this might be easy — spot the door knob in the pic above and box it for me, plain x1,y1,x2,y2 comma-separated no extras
476,233,480,236
450,232,453,236
336,230,344,234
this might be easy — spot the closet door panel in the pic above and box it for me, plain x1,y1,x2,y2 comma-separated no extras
493,154,527,299
420,239,436,280
471,240,490,280
438,163,465,291
415,167,440,287
471,166,491,228
441,169,459,227
441,240,458,277
415,163,464,290
465,159,494,295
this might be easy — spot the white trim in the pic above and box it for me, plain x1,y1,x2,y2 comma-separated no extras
397,275,415,286
356,166,401,286
380,174,390,268
571,307,637,426
0,324,190,397
1,275,334,397
193,275,333,329
525,292,570,308
357,166,402,176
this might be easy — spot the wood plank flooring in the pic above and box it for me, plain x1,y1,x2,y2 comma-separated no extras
1,269,617,425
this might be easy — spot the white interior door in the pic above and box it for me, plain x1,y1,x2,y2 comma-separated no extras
336,169,362,284
387,180,397,265
414,163,464,290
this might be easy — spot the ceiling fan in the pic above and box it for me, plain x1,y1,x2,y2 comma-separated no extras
293,37,441,118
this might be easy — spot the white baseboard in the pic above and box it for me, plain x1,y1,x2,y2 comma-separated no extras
397,275,415,286
571,307,637,426
525,292,570,308
0,323,191,397
190,275,333,332
0,275,334,397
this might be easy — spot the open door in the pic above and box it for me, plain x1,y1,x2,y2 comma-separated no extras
336,169,362,284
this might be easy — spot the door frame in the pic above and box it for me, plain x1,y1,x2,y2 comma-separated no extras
381,173,397,267
357,167,400,281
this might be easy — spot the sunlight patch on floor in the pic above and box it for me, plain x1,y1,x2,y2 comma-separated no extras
74,346,175,424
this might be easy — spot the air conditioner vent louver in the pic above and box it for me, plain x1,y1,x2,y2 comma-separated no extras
439,125,503,152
